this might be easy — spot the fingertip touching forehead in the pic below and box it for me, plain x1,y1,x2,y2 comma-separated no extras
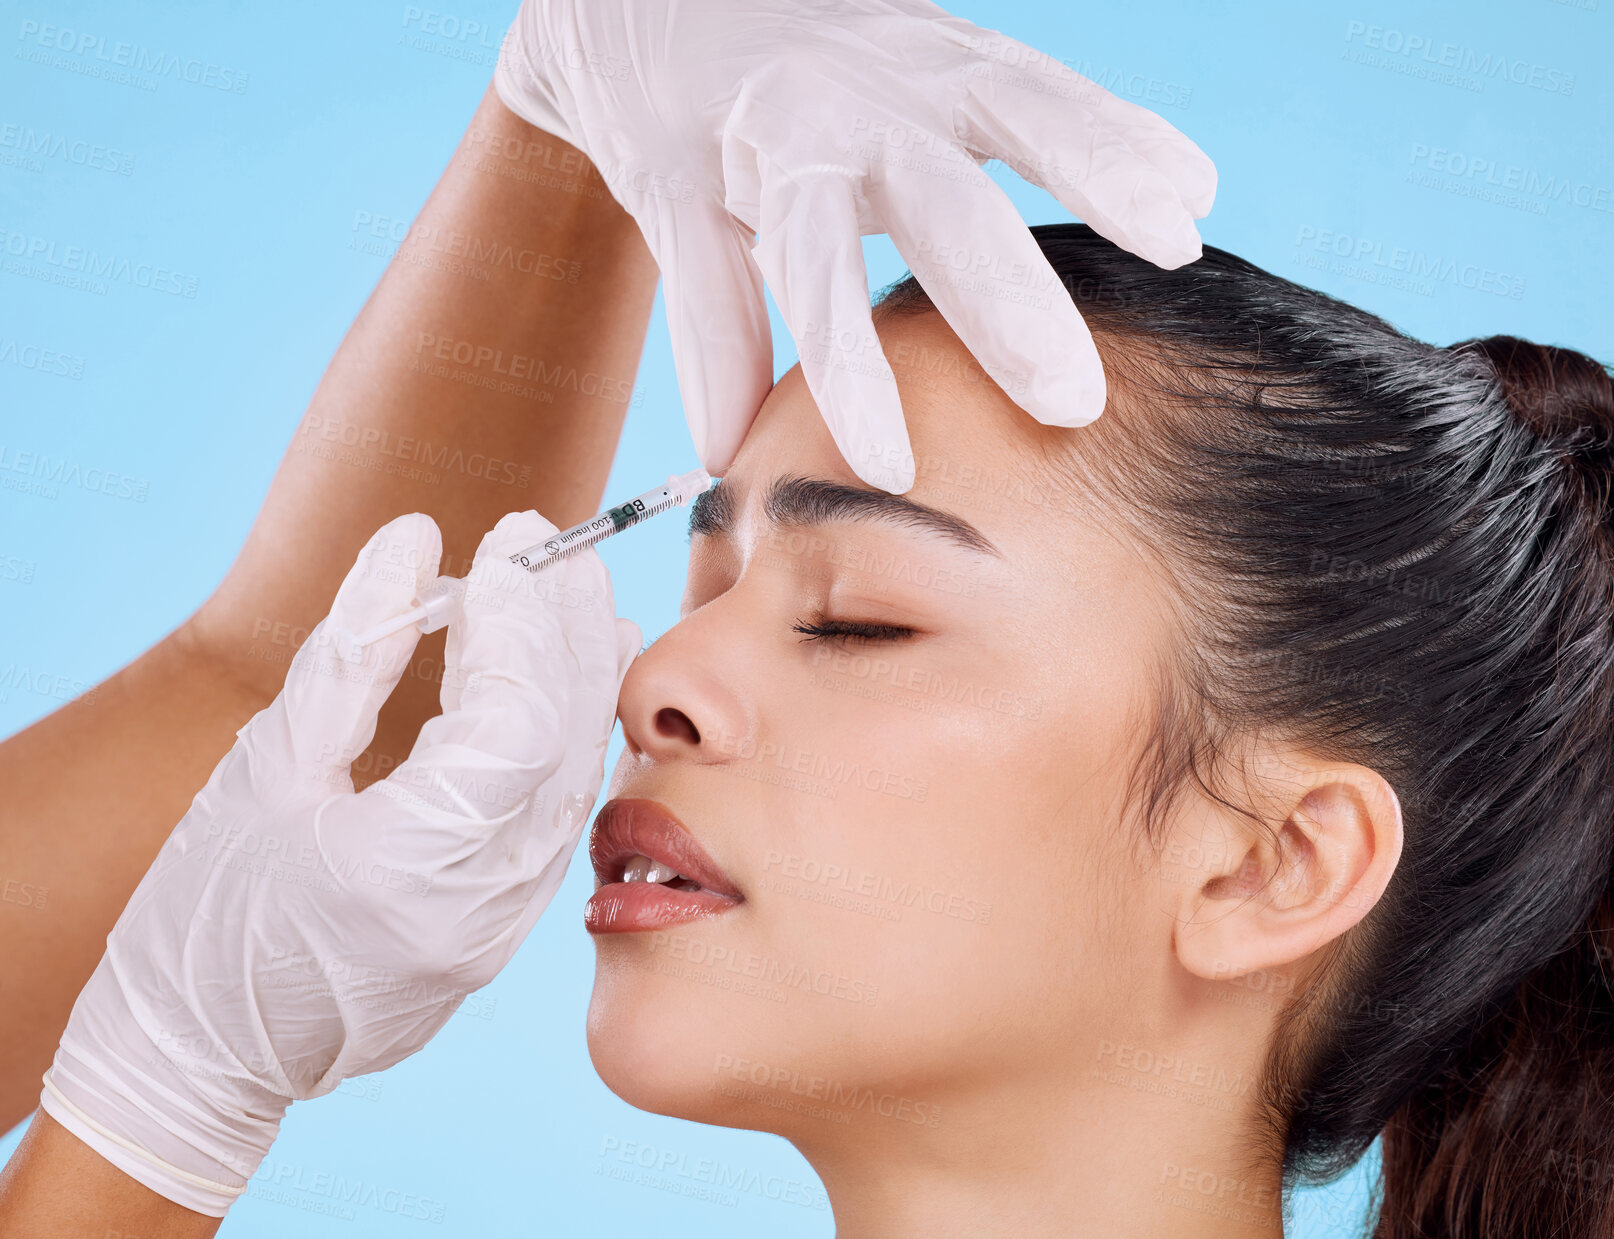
694,305,1147,579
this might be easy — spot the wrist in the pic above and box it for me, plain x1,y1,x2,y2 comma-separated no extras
39,1062,258,1218
0,1111,225,1237
44,956,291,1216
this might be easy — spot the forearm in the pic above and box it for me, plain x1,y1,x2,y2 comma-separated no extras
0,83,659,1128
0,628,271,1131
194,81,660,762
0,1112,222,1237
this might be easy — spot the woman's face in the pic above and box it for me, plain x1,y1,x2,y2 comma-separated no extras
589,310,1189,1151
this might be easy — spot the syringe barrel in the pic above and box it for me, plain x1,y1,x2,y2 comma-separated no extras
508,468,713,573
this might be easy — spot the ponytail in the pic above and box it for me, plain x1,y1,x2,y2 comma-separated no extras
1373,336,1614,1238
1378,890,1614,1236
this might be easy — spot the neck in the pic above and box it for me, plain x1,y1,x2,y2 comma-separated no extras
793,1046,1287,1239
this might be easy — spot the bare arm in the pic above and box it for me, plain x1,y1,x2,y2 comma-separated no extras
0,1112,222,1238
0,81,660,1130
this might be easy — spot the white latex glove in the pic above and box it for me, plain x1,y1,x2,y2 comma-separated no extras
494,0,1215,492
39,511,640,1216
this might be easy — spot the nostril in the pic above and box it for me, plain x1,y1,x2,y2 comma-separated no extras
653,707,700,746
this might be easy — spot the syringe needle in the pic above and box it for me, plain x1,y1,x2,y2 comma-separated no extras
341,469,714,659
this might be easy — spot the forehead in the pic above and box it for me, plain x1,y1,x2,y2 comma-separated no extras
716,310,1178,644
728,310,1073,521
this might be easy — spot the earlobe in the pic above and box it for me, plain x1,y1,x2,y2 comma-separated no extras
1170,759,1404,985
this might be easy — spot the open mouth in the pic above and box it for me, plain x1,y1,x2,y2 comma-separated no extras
617,855,710,892
585,798,744,934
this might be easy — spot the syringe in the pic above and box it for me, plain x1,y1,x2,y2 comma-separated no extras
343,469,713,655
507,469,712,573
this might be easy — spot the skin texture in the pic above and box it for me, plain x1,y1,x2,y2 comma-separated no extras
0,1113,220,1239
0,86,658,1228
594,309,1403,1239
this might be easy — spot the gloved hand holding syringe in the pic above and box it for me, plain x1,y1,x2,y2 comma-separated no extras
40,500,653,1214
342,468,713,656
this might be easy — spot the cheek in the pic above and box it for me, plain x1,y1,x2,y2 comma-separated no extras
731,644,1095,1064
797,618,1159,1055
587,595,1161,1116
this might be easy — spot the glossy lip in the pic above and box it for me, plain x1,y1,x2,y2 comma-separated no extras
585,798,744,934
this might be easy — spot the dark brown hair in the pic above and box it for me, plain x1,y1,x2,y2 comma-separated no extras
876,225,1614,1237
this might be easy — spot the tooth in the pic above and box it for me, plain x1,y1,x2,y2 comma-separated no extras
621,854,687,885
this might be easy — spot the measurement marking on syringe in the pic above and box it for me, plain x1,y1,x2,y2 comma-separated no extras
509,473,709,573
345,470,713,654
519,495,676,568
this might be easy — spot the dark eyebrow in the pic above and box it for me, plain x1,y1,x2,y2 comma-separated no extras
689,474,1000,557
688,476,736,540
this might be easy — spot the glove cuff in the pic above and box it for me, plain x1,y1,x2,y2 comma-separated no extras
42,978,292,1218
39,1065,252,1217
492,8,581,151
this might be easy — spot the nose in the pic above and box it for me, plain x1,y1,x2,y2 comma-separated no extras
616,607,757,765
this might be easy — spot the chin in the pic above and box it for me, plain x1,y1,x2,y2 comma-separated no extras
586,934,782,1130
585,933,947,1148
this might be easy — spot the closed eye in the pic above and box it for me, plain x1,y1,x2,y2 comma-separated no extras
792,614,919,645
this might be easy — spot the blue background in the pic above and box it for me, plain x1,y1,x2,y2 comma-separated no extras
1,0,1607,1233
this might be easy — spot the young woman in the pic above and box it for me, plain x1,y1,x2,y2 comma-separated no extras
586,224,1614,1237
5,225,1608,1238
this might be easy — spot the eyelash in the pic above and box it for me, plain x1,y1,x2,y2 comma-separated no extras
791,614,918,645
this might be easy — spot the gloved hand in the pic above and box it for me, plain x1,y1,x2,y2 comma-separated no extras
494,0,1215,492
39,511,640,1216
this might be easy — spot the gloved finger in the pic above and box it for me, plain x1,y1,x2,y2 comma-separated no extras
614,617,643,696
278,512,442,782
531,572,629,834
954,53,1209,270
411,523,622,906
469,605,627,900
1100,116,1217,222
526,615,639,841
954,26,1218,220
376,511,613,848
877,157,1107,428
653,198,775,476
465,777,594,983
1033,55,1217,220
751,167,916,493
535,549,625,788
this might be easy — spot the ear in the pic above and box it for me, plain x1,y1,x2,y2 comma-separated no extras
1167,754,1404,983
